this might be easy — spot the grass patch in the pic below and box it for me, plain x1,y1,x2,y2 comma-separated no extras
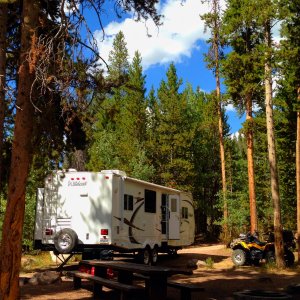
205,257,215,269
21,251,54,272
20,251,81,272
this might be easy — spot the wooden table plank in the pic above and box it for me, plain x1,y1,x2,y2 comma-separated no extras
79,260,192,300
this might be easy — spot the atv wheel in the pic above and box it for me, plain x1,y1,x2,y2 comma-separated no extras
232,249,247,266
284,249,295,267
265,251,276,264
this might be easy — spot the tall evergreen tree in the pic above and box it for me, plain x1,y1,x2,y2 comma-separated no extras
278,0,300,263
201,0,228,240
256,0,285,268
0,1,40,298
222,0,264,234
189,88,223,235
88,31,130,171
0,2,161,298
155,63,194,190
88,37,153,179
0,2,7,192
122,51,154,179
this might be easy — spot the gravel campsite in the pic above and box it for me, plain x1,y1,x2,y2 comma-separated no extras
20,244,300,300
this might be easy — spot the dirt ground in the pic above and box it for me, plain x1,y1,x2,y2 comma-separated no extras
20,244,300,300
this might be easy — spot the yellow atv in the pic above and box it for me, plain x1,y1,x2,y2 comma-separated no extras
230,231,295,267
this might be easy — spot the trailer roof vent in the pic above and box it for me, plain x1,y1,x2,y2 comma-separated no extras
101,170,127,177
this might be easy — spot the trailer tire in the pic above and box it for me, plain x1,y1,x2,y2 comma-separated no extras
54,228,78,254
139,247,151,265
151,246,158,265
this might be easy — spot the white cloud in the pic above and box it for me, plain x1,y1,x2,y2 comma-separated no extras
230,132,243,139
94,0,225,71
225,103,235,112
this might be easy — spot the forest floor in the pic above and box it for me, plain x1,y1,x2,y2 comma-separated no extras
20,243,300,300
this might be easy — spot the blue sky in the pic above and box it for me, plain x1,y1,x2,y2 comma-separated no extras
90,0,244,134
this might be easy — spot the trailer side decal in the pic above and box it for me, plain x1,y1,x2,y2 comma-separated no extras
114,217,144,231
114,201,145,244
128,202,145,244
135,197,144,203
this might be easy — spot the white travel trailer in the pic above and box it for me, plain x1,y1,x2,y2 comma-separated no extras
34,169,195,264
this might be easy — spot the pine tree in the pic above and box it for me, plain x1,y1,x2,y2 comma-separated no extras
222,0,265,234
277,0,300,263
255,0,285,268
88,31,130,171
155,63,194,190
0,2,161,297
88,36,153,179
189,88,224,236
201,0,228,241
0,2,7,192
0,1,40,298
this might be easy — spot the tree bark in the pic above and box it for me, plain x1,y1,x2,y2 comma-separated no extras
0,0,40,299
296,87,300,264
245,94,257,233
264,19,285,268
212,0,228,240
0,3,7,192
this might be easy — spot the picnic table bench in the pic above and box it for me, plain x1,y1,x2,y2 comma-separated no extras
133,272,204,300
75,260,195,300
68,270,144,300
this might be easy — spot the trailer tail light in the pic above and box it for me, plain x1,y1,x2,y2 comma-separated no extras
91,266,95,275
101,229,108,235
45,228,53,235
107,268,114,279
79,265,95,275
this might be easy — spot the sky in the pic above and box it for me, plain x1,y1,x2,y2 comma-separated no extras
90,0,244,134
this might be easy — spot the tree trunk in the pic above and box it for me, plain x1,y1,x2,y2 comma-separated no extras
0,3,7,192
0,0,40,299
264,20,285,268
296,87,300,264
212,0,228,241
245,94,257,233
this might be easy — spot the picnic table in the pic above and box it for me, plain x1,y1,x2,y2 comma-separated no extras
78,259,193,300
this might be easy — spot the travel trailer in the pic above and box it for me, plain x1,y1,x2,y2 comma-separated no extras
34,169,195,264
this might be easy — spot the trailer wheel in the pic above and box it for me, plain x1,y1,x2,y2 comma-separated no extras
151,247,158,265
54,228,78,254
139,247,151,265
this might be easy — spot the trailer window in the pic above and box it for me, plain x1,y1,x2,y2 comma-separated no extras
182,207,188,219
124,194,133,211
145,189,156,213
170,197,177,212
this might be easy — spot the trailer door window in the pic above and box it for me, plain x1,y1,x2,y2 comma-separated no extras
170,197,177,212
124,194,133,211
145,189,156,213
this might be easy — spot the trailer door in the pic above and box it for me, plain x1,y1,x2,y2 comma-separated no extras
168,195,180,239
